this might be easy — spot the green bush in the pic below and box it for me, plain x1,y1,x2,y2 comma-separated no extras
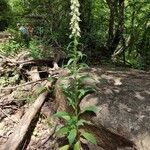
29,39,42,59
0,40,21,56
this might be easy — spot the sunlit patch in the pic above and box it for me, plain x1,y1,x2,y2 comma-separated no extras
135,92,145,100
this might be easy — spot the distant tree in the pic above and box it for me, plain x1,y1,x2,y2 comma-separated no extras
0,0,11,31
105,0,125,57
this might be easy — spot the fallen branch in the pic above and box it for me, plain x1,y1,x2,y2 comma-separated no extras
1,66,52,150
0,108,18,123
6,58,54,65
0,79,45,91
1,89,49,150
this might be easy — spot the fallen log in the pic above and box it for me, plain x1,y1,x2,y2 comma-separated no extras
1,67,51,150
1,90,49,150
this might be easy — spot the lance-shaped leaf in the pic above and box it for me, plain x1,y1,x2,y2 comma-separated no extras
57,126,69,135
67,129,77,146
73,141,80,150
54,111,71,121
59,145,69,150
81,132,97,145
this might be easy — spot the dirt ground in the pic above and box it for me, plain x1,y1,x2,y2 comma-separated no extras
0,66,150,149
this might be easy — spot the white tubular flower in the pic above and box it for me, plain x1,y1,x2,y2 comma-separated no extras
70,0,81,38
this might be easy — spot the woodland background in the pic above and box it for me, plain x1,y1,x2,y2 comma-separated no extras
1,0,150,70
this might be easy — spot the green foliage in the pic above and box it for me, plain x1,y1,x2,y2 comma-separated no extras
6,0,150,69
124,0,150,69
59,145,69,150
26,95,34,104
0,73,19,87
29,40,42,59
0,0,12,31
0,40,21,56
0,77,8,87
8,0,27,26
73,141,80,150
26,86,48,104
81,132,97,145
29,39,56,59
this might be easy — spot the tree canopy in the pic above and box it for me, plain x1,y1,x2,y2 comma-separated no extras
2,0,150,70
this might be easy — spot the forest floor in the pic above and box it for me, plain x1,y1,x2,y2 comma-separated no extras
0,32,150,150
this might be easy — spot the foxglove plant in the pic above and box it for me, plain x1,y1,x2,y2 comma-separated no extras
69,0,81,39
54,0,97,149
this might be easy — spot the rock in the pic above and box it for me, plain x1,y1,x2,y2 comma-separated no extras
79,67,150,150
55,67,150,150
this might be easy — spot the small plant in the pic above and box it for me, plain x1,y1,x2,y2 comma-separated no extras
54,73,97,149
29,39,54,60
54,0,97,149
0,73,19,87
26,86,48,104
29,39,43,59
0,40,21,56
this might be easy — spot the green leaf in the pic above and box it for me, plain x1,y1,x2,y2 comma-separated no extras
47,76,53,82
77,51,83,58
79,89,86,95
59,145,69,150
67,129,77,145
78,63,88,69
62,115,71,121
80,106,97,114
57,127,69,135
54,111,69,117
78,88,93,99
81,132,97,145
78,75,91,81
77,119,88,127
84,86,96,93
54,111,71,121
73,141,80,150
67,116,77,127
66,58,74,66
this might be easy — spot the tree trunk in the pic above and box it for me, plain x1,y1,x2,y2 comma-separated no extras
106,0,125,57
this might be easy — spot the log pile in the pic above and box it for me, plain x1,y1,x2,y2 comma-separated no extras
0,51,68,149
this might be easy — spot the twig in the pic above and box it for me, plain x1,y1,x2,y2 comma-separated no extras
0,135,8,139
6,58,54,65
0,108,18,123
1,89,49,150
0,79,46,90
